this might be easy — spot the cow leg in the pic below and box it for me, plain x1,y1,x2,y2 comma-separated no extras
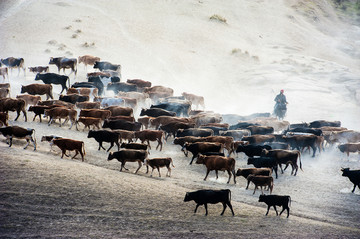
227,201,235,216
204,169,210,181
246,180,251,190
61,149,66,158
265,205,271,216
352,184,356,193
260,186,264,195
166,166,171,177
227,170,232,184
157,167,161,177
220,202,227,216
107,142,114,152
293,164,298,176
279,206,286,217
116,142,120,151
190,154,196,165
204,204,208,216
273,205,281,216
279,164,284,174
72,150,79,159
146,140,151,149
274,165,278,179
312,146,317,157
98,142,106,151
31,137,36,151
253,186,257,194
215,170,219,179
194,204,200,214
14,111,21,121
150,168,154,177
8,136,12,147
135,161,142,174
24,139,30,149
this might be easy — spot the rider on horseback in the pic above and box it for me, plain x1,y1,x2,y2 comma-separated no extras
274,89,288,119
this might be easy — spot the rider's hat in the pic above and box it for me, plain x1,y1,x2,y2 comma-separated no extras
280,89,284,93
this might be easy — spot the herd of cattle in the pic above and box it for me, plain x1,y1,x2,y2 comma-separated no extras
0,55,359,217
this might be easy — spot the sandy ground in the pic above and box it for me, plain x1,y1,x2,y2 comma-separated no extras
1,0,360,238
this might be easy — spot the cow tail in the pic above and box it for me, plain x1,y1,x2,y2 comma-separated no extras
170,158,175,168
67,76,71,88
298,151,303,171
288,196,291,208
228,189,232,202
82,141,86,157
32,129,37,149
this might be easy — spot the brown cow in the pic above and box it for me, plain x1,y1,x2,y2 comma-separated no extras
44,107,77,128
150,116,194,129
16,94,41,106
236,168,272,188
51,138,85,161
0,83,10,89
76,117,102,131
67,87,98,97
87,72,111,78
134,130,164,151
0,98,27,121
127,79,152,88
117,96,137,109
79,109,111,120
0,126,36,150
338,143,360,157
0,112,8,126
21,83,53,100
182,92,205,109
38,100,75,108
261,149,302,176
160,121,196,140
108,149,148,173
104,106,133,117
145,157,175,177
0,88,9,98
195,155,236,184
203,136,234,156
137,116,154,129
242,135,276,145
28,66,49,74
246,174,274,195
108,115,135,122
0,67,8,81
75,101,100,109
78,55,100,67
112,129,135,143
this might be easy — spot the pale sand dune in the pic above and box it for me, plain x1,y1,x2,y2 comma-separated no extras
1,0,360,238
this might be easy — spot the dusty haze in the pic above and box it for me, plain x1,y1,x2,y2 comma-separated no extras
0,0,360,238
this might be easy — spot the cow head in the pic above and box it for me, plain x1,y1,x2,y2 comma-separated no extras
341,168,350,177
20,85,26,93
183,192,192,202
247,157,254,165
34,73,41,81
258,194,267,202
235,168,243,177
107,152,114,161
195,154,206,164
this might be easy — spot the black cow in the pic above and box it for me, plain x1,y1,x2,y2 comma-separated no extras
183,189,234,216
259,195,291,218
120,142,148,151
229,122,259,130
0,57,25,75
247,156,278,179
176,128,213,138
87,76,105,95
107,82,137,94
35,73,70,94
87,130,120,152
140,108,176,117
49,57,77,75
260,142,289,150
71,82,102,95
0,126,36,150
150,102,191,117
283,127,323,136
341,168,360,193
308,120,341,128
94,61,121,72
236,145,272,157
59,94,89,104
102,119,142,131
